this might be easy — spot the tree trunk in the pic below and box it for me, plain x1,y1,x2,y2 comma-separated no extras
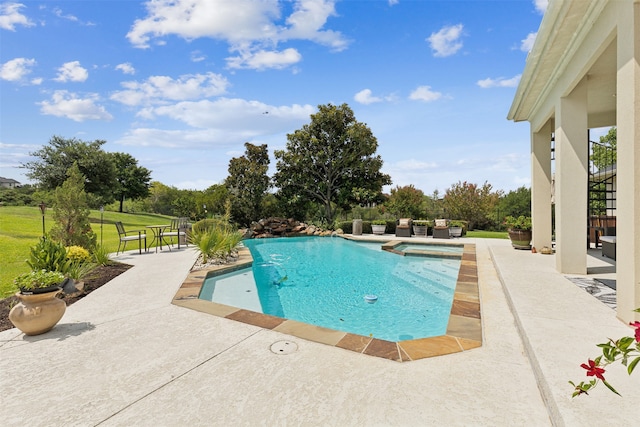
119,196,124,213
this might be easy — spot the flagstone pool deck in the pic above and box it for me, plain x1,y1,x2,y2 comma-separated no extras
1,236,638,426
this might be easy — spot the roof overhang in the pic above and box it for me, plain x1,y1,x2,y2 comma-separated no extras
508,0,617,131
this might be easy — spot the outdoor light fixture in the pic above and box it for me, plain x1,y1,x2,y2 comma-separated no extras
38,202,46,237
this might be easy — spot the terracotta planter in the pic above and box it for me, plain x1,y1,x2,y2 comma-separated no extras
9,288,66,336
508,229,532,250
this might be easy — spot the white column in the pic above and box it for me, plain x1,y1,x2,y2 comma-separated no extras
555,78,588,274
616,2,640,323
531,121,553,250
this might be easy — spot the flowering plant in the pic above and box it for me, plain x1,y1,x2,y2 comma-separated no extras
569,308,640,397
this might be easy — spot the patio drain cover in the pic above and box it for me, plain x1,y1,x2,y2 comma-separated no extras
270,340,298,355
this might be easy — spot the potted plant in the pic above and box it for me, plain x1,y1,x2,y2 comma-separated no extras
9,270,67,335
449,220,465,238
504,215,532,249
412,220,429,237
371,220,387,235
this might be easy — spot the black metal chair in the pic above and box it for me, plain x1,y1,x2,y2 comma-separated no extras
163,217,190,249
115,221,147,254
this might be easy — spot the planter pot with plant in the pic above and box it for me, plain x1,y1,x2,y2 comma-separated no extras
449,220,465,238
9,270,67,336
504,215,532,250
371,220,387,235
412,220,429,237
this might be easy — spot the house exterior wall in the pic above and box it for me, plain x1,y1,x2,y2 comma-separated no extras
509,0,640,323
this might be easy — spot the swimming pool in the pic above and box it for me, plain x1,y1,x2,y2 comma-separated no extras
199,237,461,341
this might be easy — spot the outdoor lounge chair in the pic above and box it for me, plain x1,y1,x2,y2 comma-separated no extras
433,218,450,239
163,217,190,249
600,235,616,260
115,221,147,254
395,218,412,237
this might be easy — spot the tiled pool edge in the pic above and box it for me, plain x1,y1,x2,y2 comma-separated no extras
171,242,482,362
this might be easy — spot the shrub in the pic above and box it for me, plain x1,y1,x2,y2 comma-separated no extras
14,270,65,291
336,221,352,233
92,245,112,266
504,215,532,231
372,220,387,225
27,237,72,274
66,245,91,263
190,219,242,262
66,260,97,281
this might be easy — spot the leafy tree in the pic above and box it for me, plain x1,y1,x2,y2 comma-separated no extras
591,127,616,170
274,103,391,222
226,142,271,226
0,184,36,206
172,190,198,218
196,184,230,220
142,181,180,215
23,136,117,205
49,163,97,249
383,185,427,218
443,181,501,230
498,186,531,221
111,152,152,213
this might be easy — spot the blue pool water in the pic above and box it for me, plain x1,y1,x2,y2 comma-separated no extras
200,237,461,341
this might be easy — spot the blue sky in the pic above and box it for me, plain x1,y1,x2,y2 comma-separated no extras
1,0,550,195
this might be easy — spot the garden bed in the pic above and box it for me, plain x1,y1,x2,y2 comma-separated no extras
0,262,132,333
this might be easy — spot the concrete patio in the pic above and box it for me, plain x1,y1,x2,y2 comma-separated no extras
1,237,638,426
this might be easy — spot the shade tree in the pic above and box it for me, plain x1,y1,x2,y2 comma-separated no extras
274,103,391,223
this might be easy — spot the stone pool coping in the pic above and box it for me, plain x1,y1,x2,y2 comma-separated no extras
171,238,481,362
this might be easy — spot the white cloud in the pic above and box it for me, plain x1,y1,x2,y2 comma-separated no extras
126,0,347,70
427,24,464,57
39,90,113,122
226,48,302,70
534,0,548,14
115,63,135,75
354,89,381,105
190,50,206,62
53,7,78,22
279,0,347,51
54,61,88,82
388,0,399,6
117,99,315,149
520,32,537,52
127,0,280,48
111,72,230,106
409,85,442,102
477,75,521,88
150,98,313,129
0,57,36,81
0,2,34,31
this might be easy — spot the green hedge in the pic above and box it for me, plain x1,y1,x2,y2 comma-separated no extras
336,220,397,234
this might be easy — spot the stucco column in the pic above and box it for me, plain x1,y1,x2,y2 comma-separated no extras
616,2,640,323
554,78,588,274
531,120,553,250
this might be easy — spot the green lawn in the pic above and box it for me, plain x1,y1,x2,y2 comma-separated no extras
466,230,509,239
0,206,173,298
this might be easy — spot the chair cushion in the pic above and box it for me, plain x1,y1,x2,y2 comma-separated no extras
435,219,448,227
398,218,410,227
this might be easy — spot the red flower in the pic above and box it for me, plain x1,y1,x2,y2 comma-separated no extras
581,359,606,381
630,321,640,342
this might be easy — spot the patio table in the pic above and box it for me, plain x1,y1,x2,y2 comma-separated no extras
146,225,171,253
